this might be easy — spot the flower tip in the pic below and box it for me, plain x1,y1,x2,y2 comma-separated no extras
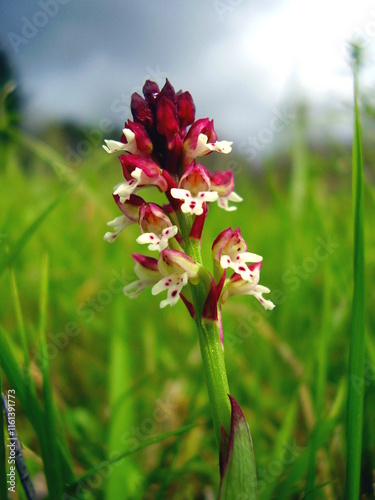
102,143,111,153
103,232,116,243
263,299,276,311
219,140,233,154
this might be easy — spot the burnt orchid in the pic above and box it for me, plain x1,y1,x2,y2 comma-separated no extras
103,79,274,497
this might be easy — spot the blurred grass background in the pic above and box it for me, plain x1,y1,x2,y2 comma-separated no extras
0,52,375,499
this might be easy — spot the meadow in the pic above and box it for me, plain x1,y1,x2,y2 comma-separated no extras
0,66,374,499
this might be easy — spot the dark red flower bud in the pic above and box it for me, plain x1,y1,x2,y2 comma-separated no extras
131,92,153,129
156,96,179,149
143,80,160,106
158,79,176,103
177,91,195,135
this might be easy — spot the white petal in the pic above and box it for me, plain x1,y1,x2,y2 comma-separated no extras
198,191,219,202
151,273,188,308
206,140,233,154
103,215,132,243
220,255,256,281
152,275,176,296
104,231,119,243
231,262,255,281
161,225,178,239
121,129,138,154
106,215,128,228
217,191,243,211
130,167,144,182
227,191,243,202
159,273,188,308
193,134,211,157
218,198,237,212
192,134,233,159
240,252,263,263
175,190,218,215
113,178,139,203
170,188,191,201
102,140,127,154
250,285,275,310
123,280,152,298
158,225,178,250
158,240,169,252
136,232,160,245
220,255,232,269
181,200,204,216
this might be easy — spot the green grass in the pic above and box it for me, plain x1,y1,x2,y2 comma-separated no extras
0,72,374,498
345,58,366,500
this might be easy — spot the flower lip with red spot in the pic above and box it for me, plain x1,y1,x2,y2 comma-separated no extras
150,248,200,308
183,118,233,166
212,227,263,282
221,262,275,310
170,162,218,216
118,155,169,192
137,203,178,252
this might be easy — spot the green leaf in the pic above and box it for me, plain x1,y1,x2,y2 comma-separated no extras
219,396,257,500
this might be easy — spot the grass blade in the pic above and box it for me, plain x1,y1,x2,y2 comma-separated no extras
0,185,73,279
38,254,63,497
65,423,197,493
105,299,140,498
345,56,366,499
304,264,332,497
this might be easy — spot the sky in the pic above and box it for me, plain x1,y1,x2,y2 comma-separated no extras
1,0,374,156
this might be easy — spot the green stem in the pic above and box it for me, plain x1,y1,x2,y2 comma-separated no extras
179,216,231,451
196,318,231,450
